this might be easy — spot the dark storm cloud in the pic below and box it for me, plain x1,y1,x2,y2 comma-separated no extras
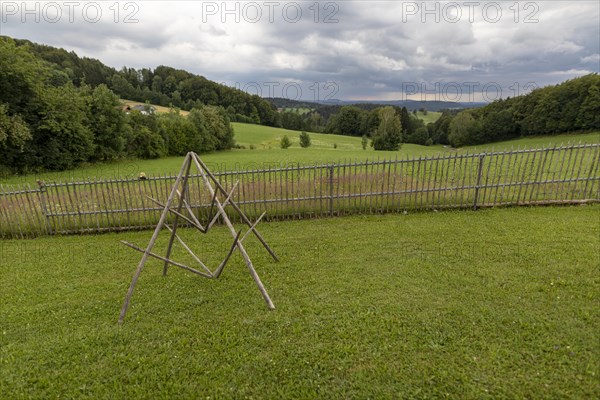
1,0,598,101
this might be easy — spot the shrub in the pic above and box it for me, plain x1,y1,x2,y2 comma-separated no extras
280,135,291,149
299,131,311,148
406,127,430,145
361,135,368,150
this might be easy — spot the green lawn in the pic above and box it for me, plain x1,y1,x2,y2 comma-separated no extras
1,125,598,185
1,206,598,398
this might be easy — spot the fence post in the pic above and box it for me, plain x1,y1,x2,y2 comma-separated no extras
582,144,599,200
328,165,335,216
473,154,485,210
37,182,53,235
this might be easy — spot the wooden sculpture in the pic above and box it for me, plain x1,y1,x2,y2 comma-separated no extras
118,152,277,324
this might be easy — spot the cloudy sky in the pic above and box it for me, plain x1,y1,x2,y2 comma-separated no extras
1,1,599,102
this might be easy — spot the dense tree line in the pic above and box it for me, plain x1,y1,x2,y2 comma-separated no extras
321,105,431,147
282,74,600,149
7,36,280,127
445,74,600,147
0,37,234,173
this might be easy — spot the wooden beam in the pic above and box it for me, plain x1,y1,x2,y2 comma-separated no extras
118,153,191,324
163,156,193,275
206,181,239,231
193,155,279,262
240,211,266,244
176,191,207,233
164,224,213,276
120,240,212,279
145,195,205,232
212,230,242,279
192,153,276,310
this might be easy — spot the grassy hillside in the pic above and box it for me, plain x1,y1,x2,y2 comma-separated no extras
233,123,599,152
1,206,598,398
415,110,442,124
1,124,598,185
233,123,362,149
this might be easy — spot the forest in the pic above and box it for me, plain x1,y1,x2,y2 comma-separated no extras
0,37,235,173
8,37,281,127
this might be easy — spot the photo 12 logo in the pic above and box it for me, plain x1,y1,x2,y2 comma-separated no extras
201,1,339,23
400,1,540,23
1,1,140,24
401,81,539,102
229,81,340,101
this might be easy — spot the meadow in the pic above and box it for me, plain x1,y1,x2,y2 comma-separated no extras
1,206,598,398
414,110,442,124
1,123,598,185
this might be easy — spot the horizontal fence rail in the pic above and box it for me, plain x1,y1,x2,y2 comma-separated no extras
1,143,599,239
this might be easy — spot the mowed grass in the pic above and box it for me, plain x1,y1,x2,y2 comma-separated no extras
1,124,598,185
0,206,598,398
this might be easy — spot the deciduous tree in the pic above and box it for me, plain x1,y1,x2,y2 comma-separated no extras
371,107,402,150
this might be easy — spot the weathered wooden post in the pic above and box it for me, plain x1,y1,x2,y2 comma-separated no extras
37,180,53,235
328,164,335,216
473,154,486,210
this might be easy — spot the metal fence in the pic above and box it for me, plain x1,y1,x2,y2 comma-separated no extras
1,143,599,239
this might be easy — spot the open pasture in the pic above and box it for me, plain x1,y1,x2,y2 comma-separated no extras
0,125,598,186
415,110,442,124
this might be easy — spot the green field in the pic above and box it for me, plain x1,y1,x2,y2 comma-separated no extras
1,124,598,185
279,107,313,115
233,123,364,149
1,206,598,398
415,110,442,124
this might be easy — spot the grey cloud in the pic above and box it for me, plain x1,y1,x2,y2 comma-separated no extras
1,0,598,101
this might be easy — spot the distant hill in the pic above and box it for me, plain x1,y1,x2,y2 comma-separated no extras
319,99,487,111
268,97,486,112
